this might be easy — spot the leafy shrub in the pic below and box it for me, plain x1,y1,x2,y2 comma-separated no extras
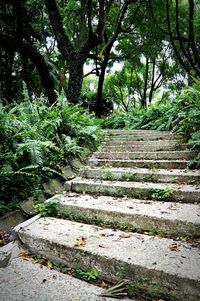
0,90,102,215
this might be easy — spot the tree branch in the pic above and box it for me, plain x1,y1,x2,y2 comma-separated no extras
0,33,57,103
44,0,74,59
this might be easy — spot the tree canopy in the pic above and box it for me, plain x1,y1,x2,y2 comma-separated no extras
0,0,200,114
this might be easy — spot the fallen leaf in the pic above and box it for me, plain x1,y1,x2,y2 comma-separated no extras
18,252,30,259
74,236,86,247
119,232,131,238
47,261,53,269
101,281,109,289
176,236,187,241
169,243,180,251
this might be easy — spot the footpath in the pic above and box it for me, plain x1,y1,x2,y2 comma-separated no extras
1,130,200,301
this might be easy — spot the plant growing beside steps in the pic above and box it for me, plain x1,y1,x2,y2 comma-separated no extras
14,129,200,301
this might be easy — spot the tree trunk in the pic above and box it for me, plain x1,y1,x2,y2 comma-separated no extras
0,50,14,103
67,57,84,103
95,43,112,117
141,57,149,108
149,60,156,104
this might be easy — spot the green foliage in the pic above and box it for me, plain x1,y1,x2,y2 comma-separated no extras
0,91,102,215
75,268,100,281
34,197,60,216
102,80,200,152
151,188,174,201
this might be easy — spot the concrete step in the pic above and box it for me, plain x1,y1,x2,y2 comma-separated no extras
87,158,188,169
80,167,200,184
14,216,200,300
105,129,172,135
70,177,200,203
102,139,184,148
53,192,200,237
0,242,121,301
92,151,197,160
104,135,175,142
100,144,189,152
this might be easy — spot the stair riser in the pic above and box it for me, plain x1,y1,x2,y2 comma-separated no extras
87,159,188,169
81,169,200,184
16,222,200,301
57,204,200,238
71,182,200,203
93,152,196,160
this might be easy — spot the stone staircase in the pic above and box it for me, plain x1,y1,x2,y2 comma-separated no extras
13,130,200,300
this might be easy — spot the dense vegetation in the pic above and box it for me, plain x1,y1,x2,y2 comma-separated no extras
0,88,102,214
0,0,200,214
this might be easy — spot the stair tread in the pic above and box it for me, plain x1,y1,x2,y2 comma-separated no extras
82,166,200,177
15,216,200,283
0,242,122,301
72,177,200,192
95,151,195,154
58,192,200,225
88,158,187,162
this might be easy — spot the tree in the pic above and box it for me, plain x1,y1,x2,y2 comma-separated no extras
44,0,129,103
149,0,200,78
0,0,57,103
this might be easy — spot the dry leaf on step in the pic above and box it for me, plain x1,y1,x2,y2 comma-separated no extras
74,236,86,247
119,232,131,238
18,252,30,259
169,243,180,251
101,281,109,289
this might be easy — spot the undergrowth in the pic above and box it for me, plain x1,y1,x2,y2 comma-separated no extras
0,88,102,215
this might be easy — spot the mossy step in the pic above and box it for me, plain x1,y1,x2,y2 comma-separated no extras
71,177,200,203
80,167,200,184
92,151,197,160
52,192,200,237
14,217,200,300
87,159,188,169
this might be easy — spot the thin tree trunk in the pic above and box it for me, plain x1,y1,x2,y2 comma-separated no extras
149,60,156,104
141,57,149,108
95,43,112,117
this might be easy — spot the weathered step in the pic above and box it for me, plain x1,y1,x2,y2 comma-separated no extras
80,167,200,184
14,217,200,300
100,144,189,152
87,158,188,169
53,192,200,237
105,129,171,135
102,139,183,148
92,151,196,160
0,242,123,301
104,135,175,142
70,178,200,203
